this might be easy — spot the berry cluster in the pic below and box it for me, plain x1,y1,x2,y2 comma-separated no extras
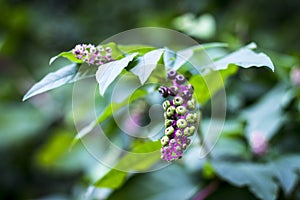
159,70,199,162
72,44,114,65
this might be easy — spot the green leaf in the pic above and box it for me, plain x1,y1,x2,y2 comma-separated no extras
163,47,176,69
164,43,228,71
271,155,300,195
49,51,82,66
210,137,247,159
102,42,124,59
212,43,275,71
94,169,128,189
107,164,198,200
23,63,97,101
0,104,50,148
96,53,138,96
190,64,238,104
71,89,147,146
94,140,161,189
118,44,155,55
173,48,194,71
242,84,287,140
130,49,164,84
212,160,278,200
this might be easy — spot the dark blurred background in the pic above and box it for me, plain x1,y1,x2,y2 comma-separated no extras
1,0,300,199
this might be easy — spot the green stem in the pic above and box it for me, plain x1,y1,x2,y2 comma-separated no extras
196,113,211,159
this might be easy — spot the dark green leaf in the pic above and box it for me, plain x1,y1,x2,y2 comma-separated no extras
23,63,97,101
242,84,287,140
96,53,138,96
130,49,164,84
212,160,278,200
107,164,198,200
271,155,300,195
0,104,49,147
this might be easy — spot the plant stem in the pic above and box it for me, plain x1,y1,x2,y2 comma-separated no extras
193,180,219,200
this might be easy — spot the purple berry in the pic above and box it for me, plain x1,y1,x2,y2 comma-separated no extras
158,86,169,98
175,75,186,84
167,70,177,80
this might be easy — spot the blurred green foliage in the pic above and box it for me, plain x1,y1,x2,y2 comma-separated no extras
1,0,300,199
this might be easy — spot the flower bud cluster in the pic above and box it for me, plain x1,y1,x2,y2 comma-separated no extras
72,44,113,65
159,70,199,162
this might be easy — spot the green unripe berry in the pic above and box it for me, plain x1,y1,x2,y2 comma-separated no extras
163,100,171,110
166,106,176,117
161,136,169,146
187,99,196,110
177,119,187,129
165,126,174,136
194,113,199,122
186,113,196,123
170,139,176,144
165,119,174,127
173,96,184,106
176,146,181,151
184,126,195,136
176,106,187,115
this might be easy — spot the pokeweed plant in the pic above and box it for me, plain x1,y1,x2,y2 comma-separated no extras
24,40,279,200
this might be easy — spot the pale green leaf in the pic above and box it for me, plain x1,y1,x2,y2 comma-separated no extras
212,43,275,71
130,49,164,84
96,53,138,96
23,63,97,101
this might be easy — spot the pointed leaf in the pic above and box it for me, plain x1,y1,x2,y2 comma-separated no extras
49,51,82,65
164,43,228,70
23,63,97,101
212,160,278,200
212,43,275,71
131,49,164,84
173,48,194,71
96,53,138,96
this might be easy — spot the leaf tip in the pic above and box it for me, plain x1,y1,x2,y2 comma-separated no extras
49,55,58,66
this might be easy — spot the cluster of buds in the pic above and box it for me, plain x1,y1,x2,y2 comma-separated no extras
72,44,114,65
159,70,199,162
